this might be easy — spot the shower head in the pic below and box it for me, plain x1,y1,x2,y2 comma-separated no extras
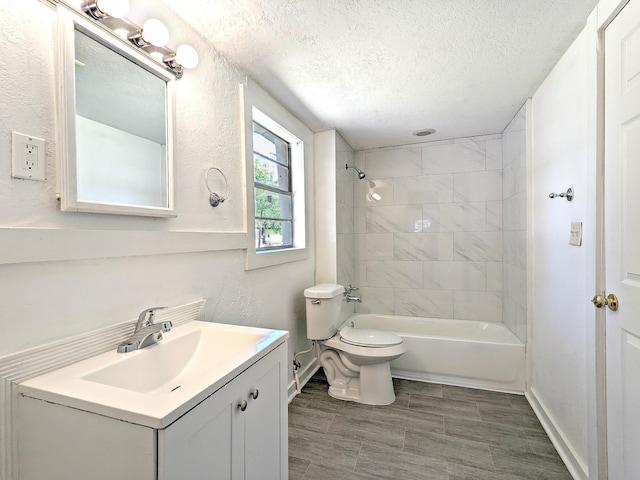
346,164,366,180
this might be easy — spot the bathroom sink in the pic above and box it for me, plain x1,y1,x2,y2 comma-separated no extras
19,321,288,428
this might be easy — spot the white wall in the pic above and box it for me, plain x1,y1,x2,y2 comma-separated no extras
530,20,593,477
0,0,314,381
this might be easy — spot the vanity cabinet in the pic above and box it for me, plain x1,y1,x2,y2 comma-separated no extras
18,342,288,480
159,344,286,479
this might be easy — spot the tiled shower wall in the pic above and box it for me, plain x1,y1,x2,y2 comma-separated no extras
502,104,528,342
336,135,356,291
352,135,505,322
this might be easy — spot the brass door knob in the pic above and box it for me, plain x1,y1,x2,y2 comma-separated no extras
591,293,619,311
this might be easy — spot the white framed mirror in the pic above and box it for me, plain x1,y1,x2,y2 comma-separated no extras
56,5,176,217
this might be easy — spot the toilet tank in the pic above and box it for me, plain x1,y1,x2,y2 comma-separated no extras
303,284,344,340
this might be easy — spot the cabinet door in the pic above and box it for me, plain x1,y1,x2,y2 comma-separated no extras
244,345,287,480
158,377,244,480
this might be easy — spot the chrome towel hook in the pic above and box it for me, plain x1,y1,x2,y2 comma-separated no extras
205,167,230,207
549,187,574,202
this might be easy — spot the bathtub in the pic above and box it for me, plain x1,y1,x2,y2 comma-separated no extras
348,313,525,393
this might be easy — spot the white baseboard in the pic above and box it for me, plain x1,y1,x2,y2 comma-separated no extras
527,387,589,480
288,358,320,403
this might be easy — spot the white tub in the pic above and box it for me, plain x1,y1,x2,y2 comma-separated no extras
348,313,525,393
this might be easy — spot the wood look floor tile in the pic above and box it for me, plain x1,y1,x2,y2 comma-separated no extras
408,393,481,421
404,429,494,470
355,442,449,480
444,416,530,449
490,445,573,479
289,371,571,479
327,414,406,449
288,456,310,480
370,403,445,435
288,427,361,470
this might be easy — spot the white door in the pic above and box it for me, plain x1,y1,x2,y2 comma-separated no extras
604,0,640,478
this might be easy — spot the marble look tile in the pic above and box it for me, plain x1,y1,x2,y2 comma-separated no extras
503,191,526,231
355,443,449,480
365,261,423,288
393,174,453,205
393,288,453,318
503,231,526,268
453,291,503,321
353,177,394,207
353,207,366,233
393,233,454,261
423,202,487,233
354,287,394,314
423,261,487,291
454,231,502,262
366,205,423,233
355,234,393,261
365,147,421,178
422,140,486,174
336,201,354,234
486,138,503,171
486,200,503,232
486,262,504,292
453,170,502,202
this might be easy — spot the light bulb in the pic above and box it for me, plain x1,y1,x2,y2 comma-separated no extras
141,19,169,47
175,45,199,69
96,0,129,18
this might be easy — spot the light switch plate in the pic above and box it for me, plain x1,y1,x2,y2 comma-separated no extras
11,131,45,181
569,221,582,246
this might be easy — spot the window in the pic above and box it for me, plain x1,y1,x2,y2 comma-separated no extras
253,122,293,250
241,83,309,270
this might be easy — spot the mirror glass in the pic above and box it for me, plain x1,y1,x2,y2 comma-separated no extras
74,29,168,208
56,6,175,217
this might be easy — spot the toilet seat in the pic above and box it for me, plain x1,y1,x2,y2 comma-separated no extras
339,325,402,348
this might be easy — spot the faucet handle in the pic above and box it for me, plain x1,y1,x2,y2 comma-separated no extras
135,306,167,331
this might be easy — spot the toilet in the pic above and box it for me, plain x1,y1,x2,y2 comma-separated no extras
304,283,405,405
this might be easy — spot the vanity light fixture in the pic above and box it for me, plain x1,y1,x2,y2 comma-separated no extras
84,0,130,19
129,18,170,48
77,0,199,79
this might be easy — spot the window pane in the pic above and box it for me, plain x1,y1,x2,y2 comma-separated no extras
254,188,292,220
253,123,289,166
255,220,292,249
254,155,290,190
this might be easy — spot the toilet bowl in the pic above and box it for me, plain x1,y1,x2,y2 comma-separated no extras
304,284,405,405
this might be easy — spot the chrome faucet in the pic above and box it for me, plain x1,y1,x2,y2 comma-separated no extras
117,307,172,353
344,284,361,303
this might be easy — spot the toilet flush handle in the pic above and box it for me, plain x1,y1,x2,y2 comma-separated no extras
311,299,321,305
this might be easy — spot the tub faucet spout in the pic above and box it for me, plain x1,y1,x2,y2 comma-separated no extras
346,295,362,303
117,307,171,353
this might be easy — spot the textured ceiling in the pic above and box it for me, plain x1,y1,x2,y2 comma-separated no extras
163,0,598,150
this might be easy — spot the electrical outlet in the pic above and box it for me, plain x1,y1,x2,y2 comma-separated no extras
12,131,45,181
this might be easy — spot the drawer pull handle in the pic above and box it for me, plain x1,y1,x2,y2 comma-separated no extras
250,388,259,400
238,400,248,411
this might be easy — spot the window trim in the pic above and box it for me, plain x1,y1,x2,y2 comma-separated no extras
240,83,310,270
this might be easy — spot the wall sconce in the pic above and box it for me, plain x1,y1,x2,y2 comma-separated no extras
78,0,199,78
